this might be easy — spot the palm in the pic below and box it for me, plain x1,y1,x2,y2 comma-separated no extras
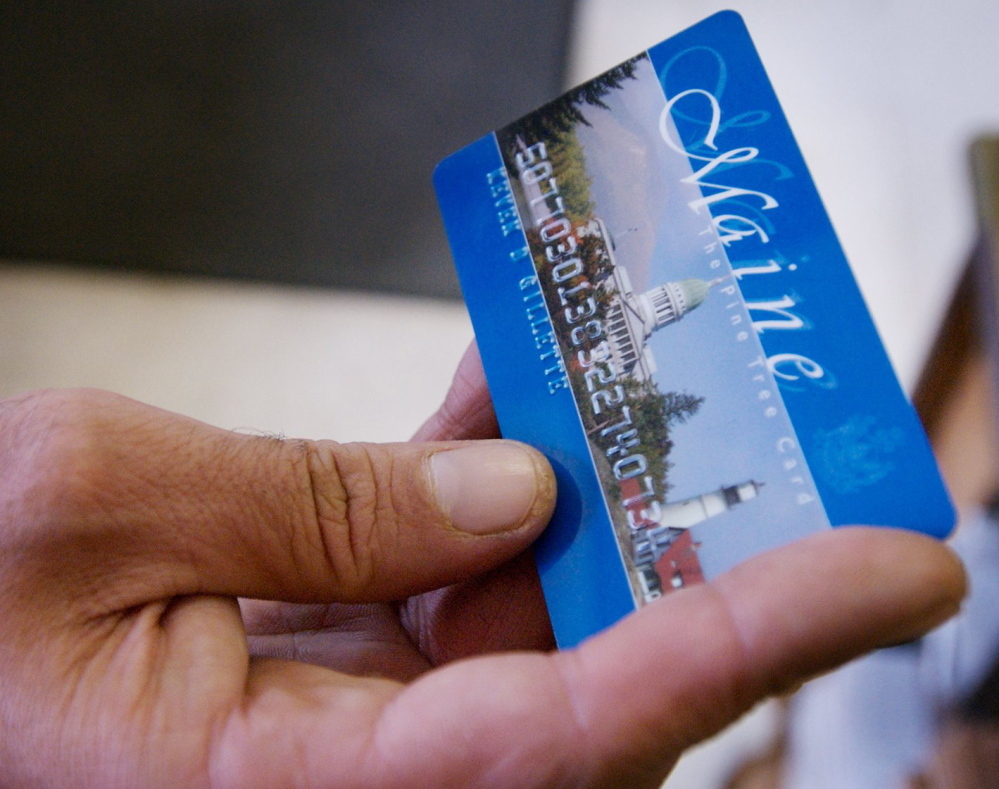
240,551,555,680
81,528,960,789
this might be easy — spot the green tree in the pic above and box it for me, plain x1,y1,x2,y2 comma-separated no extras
660,391,705,428
497,55,644,173
544,130,595,220
508,56,644,144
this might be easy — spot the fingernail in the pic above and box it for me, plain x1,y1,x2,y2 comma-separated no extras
430,442,551,535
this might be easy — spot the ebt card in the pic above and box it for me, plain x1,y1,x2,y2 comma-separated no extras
434,11,954,648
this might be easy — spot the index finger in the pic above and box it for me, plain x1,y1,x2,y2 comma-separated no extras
412,341,499,442
212,528,966,789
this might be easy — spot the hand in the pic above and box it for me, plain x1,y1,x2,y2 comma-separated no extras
0,348,965,788
242,341,558,676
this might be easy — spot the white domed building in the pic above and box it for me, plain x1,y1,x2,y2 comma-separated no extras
581,218,719,381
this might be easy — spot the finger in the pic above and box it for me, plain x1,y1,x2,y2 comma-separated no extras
239,552,556,676
210,528,965,789
248,337,545,668
547,527,967,784
411,341,555,660
402,551,556,664
1,389,555,610
241,600,433,681
412,341,499,441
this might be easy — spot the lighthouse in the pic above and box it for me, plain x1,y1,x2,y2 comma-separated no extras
631,480,763,602
659,480,763,529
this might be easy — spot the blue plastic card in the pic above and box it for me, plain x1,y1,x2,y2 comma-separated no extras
434,10,954,648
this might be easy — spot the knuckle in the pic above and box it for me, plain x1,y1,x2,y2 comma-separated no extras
294,440,403,598
0,389,127,541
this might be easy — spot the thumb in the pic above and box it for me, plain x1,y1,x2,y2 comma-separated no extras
0,389,555,610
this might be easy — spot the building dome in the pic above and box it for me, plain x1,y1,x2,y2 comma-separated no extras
640,277,713,333
677,278,710,311
603,263,719,381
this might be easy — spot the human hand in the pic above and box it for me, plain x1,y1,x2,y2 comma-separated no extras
0,358,965,788
242,341,558,674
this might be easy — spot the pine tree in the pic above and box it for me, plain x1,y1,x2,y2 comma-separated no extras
660,391,705,427
497,55,645,171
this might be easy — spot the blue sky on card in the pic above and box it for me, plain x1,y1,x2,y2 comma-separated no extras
573,55,829,574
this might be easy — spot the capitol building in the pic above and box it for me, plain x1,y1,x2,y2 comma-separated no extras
579,218,718,381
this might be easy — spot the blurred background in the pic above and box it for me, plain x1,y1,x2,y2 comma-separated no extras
2,1,999,786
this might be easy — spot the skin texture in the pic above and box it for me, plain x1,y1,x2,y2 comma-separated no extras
0,342,967,788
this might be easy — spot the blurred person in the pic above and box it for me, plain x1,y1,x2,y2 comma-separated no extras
784,505,999,789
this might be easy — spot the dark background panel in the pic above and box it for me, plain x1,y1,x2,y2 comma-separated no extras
0,2,575,297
